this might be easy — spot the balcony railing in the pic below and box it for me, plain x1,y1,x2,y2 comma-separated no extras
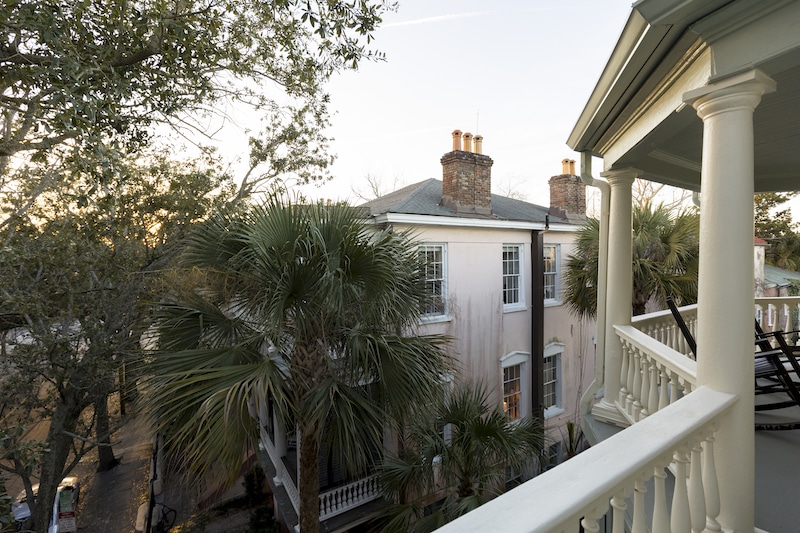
259,425,382,522
631,304,697,358
319,474,381,521
613,324,696,425
440,298,800,532
437,386,736,532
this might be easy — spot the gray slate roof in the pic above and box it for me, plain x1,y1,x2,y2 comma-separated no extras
360,178,572,225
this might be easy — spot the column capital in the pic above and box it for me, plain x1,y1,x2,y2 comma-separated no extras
683,69,776,120
600,167,640,186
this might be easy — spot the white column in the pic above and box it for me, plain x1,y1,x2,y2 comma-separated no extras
592,170,636,426
683,69,776,532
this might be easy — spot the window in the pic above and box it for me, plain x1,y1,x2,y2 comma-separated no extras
543,244,560,304
419,244,447,318
501,351,529,422
503,364,522,421
543,343,564,418
503,244,525,311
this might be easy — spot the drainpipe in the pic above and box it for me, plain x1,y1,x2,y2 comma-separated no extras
579,151,612,416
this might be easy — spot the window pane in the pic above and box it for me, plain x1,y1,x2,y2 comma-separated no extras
420,245,446,316
503,245,521,306
543,245,559,301
503,364,522,421
543,355,557,409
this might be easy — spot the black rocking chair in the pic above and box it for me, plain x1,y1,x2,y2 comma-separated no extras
666,296,800,430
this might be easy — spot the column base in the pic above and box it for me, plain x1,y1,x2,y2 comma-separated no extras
591,400,630,428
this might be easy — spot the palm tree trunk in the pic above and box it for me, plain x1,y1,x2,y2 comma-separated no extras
298,420,321,533
294,341,326,533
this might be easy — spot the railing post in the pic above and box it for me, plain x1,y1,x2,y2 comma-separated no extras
652,465,669,533
671,447,691,532
611,491,627,533
689,441,706,532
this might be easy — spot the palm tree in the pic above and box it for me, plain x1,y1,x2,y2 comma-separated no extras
144,196,453,533
378,382,546,532
564,201,699,317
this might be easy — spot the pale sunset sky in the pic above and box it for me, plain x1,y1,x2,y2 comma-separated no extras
298,0,634,207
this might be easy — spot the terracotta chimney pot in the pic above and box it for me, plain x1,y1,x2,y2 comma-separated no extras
569,159,576,175
452,130,463,151
562,158,571,175
474,135,483,154
463,132,473,153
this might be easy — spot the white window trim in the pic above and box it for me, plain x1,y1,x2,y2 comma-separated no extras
543,244,561,306
543,342,565,419
503,244,527,313
419,243,449,323
501,351,530,422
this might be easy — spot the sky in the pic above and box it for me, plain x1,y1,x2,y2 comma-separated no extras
291,0,635,207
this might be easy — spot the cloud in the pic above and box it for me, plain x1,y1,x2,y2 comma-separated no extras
383,11,494,28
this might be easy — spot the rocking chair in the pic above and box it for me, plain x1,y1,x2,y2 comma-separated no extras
665,296,800,430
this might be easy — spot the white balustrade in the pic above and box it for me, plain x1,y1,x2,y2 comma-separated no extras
755,297,800,341
614,324,697,424
632,305,698,358
435,387,735,533
319,474,381,521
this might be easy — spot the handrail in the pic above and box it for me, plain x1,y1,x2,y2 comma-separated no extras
632,304,698,357
436,387,737,532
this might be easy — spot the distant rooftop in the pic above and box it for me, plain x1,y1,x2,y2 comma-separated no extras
360,178,574,226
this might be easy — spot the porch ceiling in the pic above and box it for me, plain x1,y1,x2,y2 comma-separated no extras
570,0,800,194
612,63,800,193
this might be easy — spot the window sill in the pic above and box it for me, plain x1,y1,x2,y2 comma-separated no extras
420,314,451,325
503,303,527,314
544,407,565,419
544,300,563,308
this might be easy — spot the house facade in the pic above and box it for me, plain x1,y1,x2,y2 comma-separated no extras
254,133,596,532
361,132,595,465
438,1,800,531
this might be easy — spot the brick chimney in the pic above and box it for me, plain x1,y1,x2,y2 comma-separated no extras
549,159,586,219
441,130,493,215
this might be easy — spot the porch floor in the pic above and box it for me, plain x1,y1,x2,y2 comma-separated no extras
754,407,800,533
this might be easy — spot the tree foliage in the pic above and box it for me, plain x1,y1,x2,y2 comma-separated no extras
755,192,800,270
1,0,393,159
145,196,453,533
0,0,395,225
0,151,232,532
564,202,700,318
378,382,546,533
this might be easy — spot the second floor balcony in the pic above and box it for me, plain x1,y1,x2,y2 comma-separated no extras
438,297,800,532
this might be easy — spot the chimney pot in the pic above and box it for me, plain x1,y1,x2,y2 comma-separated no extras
441,130,493,215
561,158,571,175
463,132,473,153
569,159,576,175
474,135,483,154
452,130,463,151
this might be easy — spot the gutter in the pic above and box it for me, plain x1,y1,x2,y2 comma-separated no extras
579,151,612,416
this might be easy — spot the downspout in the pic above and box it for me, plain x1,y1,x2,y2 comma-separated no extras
531,229,545,424
579,151,612,415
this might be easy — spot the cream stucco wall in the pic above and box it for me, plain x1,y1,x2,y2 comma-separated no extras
396,223,596,452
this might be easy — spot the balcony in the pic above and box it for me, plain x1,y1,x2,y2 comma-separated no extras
255,407,383,530
437,297,800,532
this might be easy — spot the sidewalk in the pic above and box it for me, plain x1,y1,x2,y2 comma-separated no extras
77,415,152,533
74,413,253,533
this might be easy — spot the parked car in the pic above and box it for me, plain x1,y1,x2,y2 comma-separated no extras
11,477,80,533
